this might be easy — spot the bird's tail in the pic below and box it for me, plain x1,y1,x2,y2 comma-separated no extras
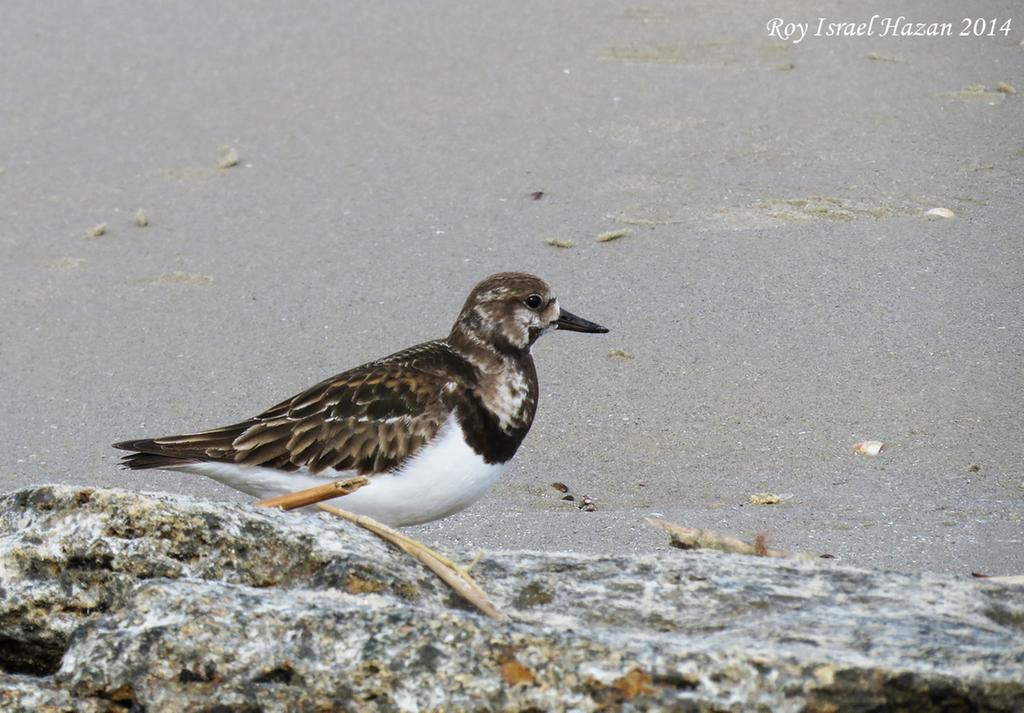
112,439,201,470
112,442,197,470
112,423,248,470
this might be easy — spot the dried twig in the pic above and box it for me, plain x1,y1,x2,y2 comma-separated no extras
646,517,789,558
317,503,509,622
255,478,509,621
256,476,369,510
596,229,628,243
984,575,1024,585
464,549,487,573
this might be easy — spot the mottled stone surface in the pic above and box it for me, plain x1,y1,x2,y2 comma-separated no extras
0,673,82,713
2,486,1023,712
0,485,449,677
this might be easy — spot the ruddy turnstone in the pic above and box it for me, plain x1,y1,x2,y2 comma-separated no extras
114,272,608,526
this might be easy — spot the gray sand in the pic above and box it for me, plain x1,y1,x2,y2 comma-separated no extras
1,1,1021,576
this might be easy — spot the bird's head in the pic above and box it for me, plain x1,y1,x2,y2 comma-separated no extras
452,272,608,353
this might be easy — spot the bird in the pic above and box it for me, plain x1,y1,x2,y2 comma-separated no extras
113,272,608,527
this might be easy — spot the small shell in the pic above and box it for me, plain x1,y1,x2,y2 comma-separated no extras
85,223,107,238
550,482,569,493
750,493,781,505
853,440,884,456
924,207,955,219
134,209,148,227
996,82,1017,95
607,349,634,359
218,146,239,169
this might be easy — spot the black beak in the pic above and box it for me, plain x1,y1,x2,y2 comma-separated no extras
556,308,609,334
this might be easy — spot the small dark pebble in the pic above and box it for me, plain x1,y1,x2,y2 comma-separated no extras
971,572,991,578
551,482,569,493
561,495,575,502
819,554,836,559
530,191,544,200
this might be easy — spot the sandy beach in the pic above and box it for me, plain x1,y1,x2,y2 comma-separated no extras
1,0,1021,576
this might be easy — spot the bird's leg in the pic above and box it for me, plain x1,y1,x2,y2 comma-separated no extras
255,476,369,510
255,481,507,621
256,477,466,574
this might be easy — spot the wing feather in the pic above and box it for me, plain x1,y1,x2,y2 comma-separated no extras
115,340,465,476
286,424,320,456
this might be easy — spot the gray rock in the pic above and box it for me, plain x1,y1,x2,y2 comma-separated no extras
0,486,449,677
2,485,1022,711
0,672,82,713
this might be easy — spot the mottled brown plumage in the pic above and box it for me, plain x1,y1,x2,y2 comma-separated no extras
114,272,608,487
116,341,467,474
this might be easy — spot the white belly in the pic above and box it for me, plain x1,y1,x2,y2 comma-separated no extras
176,414,507,527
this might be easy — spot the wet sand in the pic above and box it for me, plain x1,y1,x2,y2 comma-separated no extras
1,0,1021,575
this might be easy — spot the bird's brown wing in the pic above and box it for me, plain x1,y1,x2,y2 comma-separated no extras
114,341,462,475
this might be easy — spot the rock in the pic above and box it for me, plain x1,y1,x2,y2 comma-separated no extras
2,486,1023,711
0,486,448,677
0,672,81,713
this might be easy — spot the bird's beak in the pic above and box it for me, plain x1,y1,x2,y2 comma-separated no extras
556,308,609,334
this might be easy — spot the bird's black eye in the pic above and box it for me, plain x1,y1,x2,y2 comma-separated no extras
525,294,543,310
